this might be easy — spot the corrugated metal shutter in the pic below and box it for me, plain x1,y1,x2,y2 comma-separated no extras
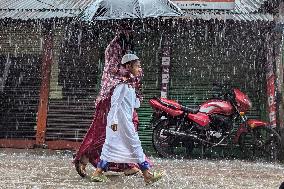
168,19,267,120
46,39,99,141
0,55,41,139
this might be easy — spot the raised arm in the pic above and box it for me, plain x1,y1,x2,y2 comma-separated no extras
95,35,123,105
104,36,122,75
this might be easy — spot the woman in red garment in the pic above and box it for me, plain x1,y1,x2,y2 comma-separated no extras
73,28,143,177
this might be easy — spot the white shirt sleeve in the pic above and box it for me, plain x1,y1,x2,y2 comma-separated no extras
110,84,127,125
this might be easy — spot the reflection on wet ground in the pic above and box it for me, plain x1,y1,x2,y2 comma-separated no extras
0,148,283,189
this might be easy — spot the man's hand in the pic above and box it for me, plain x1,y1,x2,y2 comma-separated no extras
111,124,118,131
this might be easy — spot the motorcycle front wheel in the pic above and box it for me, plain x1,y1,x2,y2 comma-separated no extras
152,119,194,159
238,126,281,162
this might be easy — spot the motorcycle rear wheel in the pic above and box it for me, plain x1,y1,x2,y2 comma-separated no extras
152,119,194,159
239,126,281,162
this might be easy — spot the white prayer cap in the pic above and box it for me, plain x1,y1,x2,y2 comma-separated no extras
121,54,139,65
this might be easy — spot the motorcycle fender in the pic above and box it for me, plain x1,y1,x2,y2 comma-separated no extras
233,119,269,144
246,119,269,129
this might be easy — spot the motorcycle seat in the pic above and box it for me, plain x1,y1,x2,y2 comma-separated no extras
155,98,180,110
155,97,199,114
180,105,199,114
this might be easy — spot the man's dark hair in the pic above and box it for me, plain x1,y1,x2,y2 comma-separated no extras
122,59,139,68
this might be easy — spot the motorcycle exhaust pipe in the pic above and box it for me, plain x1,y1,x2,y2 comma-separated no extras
164,129,207,143
164,129,227,146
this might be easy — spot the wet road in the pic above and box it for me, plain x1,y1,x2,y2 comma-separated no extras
0,148,283,189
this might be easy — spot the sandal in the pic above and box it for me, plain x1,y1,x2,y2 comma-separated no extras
144,171,164,185
74,160,87,178
90,174,109,182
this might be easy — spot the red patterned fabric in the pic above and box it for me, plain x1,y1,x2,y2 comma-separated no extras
73,34,149,171
96,36,122,105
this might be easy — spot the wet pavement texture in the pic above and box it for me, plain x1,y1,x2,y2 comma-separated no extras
0,148,283,189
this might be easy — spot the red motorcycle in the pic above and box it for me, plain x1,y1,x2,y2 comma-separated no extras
149,84,281,161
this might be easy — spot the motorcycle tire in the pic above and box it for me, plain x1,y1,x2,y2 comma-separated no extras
238,126,281,162
152,119,194,159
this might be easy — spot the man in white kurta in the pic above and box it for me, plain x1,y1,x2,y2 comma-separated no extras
100,82,146,164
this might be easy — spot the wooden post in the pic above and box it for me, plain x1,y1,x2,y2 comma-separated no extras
277,32,284,161
35,29,53,147
161,43,171,98
275,33,284,129
265,33,278,129
160,20,172,99
275,2,284,161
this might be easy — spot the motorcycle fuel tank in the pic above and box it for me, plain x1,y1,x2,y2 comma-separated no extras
199,100,234,116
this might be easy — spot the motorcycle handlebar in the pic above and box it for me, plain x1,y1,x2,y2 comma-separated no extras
212,82,234,100
212,82,232,90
